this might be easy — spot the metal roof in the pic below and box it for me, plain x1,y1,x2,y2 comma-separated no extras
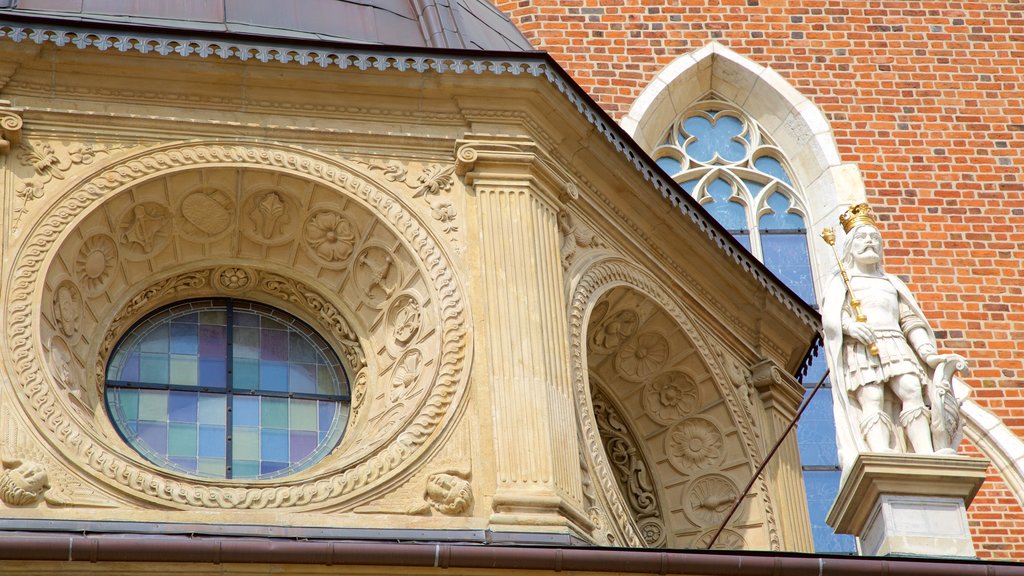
0,0,534,51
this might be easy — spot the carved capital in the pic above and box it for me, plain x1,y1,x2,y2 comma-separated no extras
455,137,578,207
750,359,804,422
0,100,23,154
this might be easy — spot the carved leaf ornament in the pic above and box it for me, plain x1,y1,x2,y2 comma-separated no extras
4,142,470,510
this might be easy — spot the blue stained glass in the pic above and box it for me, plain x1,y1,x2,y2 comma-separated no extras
197,394,225,425
754,155,793,185
261,429,289,461
260,461,288,475
742,178,766,198
797,390,840,466
168,391,198,423
759,192,805,230
682,114,746,164
319,401,336,432
114,389,139,422
198,425,226,458
679,178,700,195
703,178,748,231
234,396,260,426
656,155,682,175
804,470,857,553
289,363,316,394
137,422,167,453
169,323,198,355
199,358,226,388
734,233,751,251
170,457,197,472
233,460,259,478
140,325,168,353
198,325,226,357
761,234,815,305
260,362,289,392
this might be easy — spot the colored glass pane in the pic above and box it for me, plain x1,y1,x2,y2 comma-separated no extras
804,470,857,553
754,155,793,184
703,178,748,231
656,155,682,175
682,113,746,163
105,300,350,480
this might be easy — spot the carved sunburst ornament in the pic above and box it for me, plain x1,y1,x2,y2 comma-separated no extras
74,234,117,294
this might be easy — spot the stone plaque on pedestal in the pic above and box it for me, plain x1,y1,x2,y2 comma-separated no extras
827,453,988,557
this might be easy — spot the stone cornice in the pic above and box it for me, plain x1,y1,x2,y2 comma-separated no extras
0,20,820,333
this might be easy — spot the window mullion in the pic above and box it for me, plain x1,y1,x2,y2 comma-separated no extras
225,299,234,479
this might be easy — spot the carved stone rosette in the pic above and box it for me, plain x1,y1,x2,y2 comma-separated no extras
2,142,471,511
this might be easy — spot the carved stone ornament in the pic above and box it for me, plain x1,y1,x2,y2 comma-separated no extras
570,259,781,550
666,416,726,473
684,473,739,527
6,142,470,510
0,459,49,506
694,528,747,550
424,470,473,515
615,332,669,382
243,189,296,244
74,234,118,295
390,349,422,403
0,100,23,154
13,139,125,229
213,266,254,291
178,187,234,240
47,335,73,391
387,294,421,347
643,371,699,425
303,209,357,266
356,245,401,307
592,386,666,547
590,309,639,355
558,209,604,270
51,281,83,342
117,202,171,258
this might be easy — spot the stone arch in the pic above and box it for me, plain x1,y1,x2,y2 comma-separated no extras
568,257,781,550
3,141,470,511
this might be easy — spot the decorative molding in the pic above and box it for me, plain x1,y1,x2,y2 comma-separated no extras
0,23,817,329
0,99,23,153
592,386,666,547
558,210,604,270
13,138,126,229
5,141,470,510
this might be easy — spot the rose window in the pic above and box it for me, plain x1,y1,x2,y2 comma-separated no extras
105,299,350,479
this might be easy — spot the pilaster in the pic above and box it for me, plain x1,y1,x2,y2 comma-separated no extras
458,137,590,536
750,360,814,552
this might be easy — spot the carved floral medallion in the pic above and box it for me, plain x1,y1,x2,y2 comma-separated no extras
51,281,82,342
178,187,234,240
615,332,669,381
303,209,357,266
643,371,699,425
666,416,725,473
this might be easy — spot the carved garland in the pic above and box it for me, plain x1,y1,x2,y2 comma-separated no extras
4,142,469,509
568,257,781,550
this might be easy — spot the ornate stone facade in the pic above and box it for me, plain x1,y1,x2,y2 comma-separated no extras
0,18,816,553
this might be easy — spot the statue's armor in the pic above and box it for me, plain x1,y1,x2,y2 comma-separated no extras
842,275,926,391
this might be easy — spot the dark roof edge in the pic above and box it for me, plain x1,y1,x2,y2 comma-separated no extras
0,15,821,332
1,534,1021,574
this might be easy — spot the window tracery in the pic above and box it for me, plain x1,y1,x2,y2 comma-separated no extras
652,99,815,305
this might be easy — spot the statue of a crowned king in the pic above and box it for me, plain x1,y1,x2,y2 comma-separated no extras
820,204,970,473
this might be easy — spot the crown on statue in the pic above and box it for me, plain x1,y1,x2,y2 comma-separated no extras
839,203,877,233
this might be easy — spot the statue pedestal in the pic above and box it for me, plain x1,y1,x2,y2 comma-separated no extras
827,453,988,557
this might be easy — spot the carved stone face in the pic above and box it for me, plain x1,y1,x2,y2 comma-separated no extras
845,224,883,267
425,473,472,515
0,461,48,506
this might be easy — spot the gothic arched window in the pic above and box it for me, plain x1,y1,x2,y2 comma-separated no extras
653,100,816,305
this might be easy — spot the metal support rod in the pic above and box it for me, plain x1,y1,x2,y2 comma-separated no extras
705,366,830,549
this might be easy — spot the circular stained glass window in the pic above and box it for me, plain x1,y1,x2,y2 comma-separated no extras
105,299,350,480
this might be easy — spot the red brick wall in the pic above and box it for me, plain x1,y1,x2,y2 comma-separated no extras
496,0,1024,560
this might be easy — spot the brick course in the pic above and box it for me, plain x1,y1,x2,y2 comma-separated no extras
496,0,1024,560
